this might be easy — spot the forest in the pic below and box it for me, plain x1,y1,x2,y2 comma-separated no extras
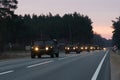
0,0,111,52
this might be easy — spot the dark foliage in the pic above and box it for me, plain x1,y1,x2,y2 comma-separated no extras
0,0,18,19
112,17,120,49
16,12,93,44
0,0,18,52
92,33,112,47
0,0,94,52
0,12,94,51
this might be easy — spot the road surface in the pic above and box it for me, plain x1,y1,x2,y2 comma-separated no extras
0,50,111,80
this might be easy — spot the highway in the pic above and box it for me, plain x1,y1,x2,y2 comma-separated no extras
0,50,111,80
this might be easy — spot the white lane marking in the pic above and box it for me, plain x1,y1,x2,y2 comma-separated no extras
27,60,53,68
58,57,68,60
59,54,80,60
91,50,109,80
0,70,14,76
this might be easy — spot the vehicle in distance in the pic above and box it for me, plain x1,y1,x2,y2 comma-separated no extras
79,45,102,52
65,44,80,54
79,45,88,52
31,40,59,58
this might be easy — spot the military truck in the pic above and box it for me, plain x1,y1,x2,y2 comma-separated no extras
31,40,59,58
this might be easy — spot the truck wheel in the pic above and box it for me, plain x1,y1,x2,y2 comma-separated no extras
50,54,54,58
38,54,41,58
65,52,67,54
55,53,59,58
76,51,80,54
31,53,35,58
65,52,69,54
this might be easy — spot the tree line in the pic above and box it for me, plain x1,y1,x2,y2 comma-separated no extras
17,13,93,43
0,12,94,49
0,0,111,53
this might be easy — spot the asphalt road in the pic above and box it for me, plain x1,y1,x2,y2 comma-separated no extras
0,50,111,80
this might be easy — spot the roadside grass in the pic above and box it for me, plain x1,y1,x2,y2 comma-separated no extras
117,50,120,55
110,49,120,80
0,51,30,60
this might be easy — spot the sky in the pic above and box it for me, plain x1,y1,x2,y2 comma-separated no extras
15,0,120,39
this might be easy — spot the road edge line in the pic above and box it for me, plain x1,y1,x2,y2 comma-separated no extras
0,70,14,75
27,60,53,68
91,50,109,80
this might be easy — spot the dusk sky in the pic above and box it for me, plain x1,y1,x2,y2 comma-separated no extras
15,0,120,39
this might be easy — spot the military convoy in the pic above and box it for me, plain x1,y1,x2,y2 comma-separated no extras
30,39,104,58
65,44,80,54
64,44,102,54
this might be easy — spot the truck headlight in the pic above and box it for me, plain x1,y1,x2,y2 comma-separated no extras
103,48,106,51
90,47,93,50
67,47,70,50
65,47,70,50
35,47,39,51
76,47,78,49
73,47,76,50
50,46,53,48
85,47,88,50
81,47,83,50
46,47,49,51
97,47,99,50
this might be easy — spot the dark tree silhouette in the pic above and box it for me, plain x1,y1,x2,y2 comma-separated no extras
0,0,18,19
0,0,18,53
112,17,120,49
14,13,93,44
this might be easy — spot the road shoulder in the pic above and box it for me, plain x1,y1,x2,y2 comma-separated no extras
110,50,120,80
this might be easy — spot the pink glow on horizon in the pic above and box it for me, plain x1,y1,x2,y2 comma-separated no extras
93,26,113,39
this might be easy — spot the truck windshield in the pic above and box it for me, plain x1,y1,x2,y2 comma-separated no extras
34,41,44,46
45,41,54,45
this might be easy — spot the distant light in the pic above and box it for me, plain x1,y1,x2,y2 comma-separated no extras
103,48,107,51
85,47,88,50
81,47,84,50
46,47,49,51
73,47,76,50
